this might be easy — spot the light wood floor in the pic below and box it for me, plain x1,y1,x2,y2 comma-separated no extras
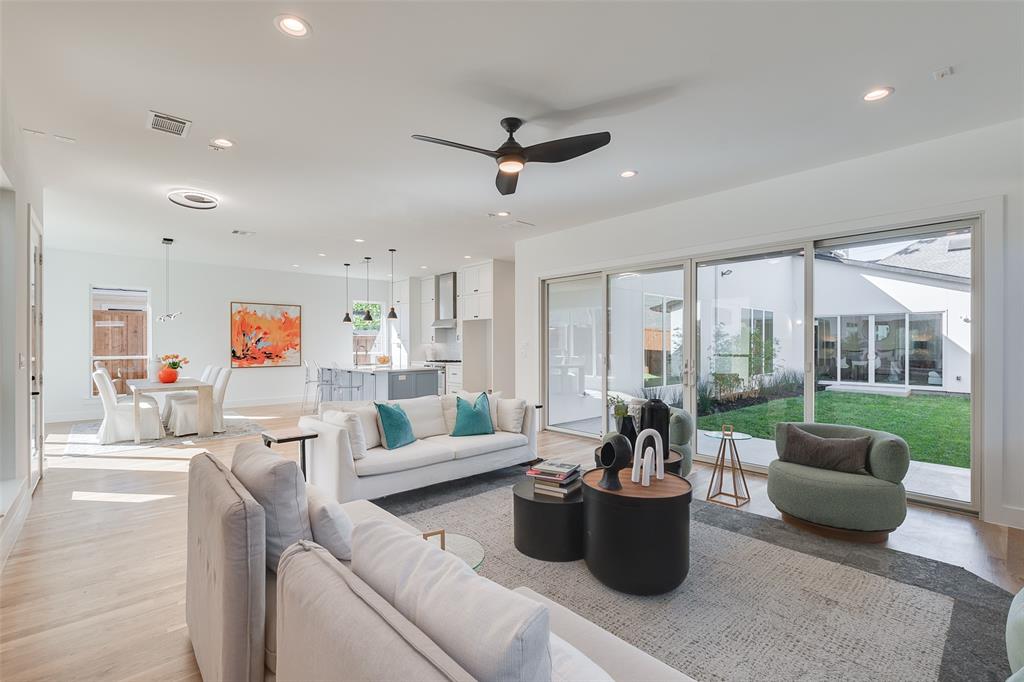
0,403,1020,681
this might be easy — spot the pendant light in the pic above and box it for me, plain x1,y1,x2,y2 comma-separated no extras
387,248,398,320
342,263,353,324
157,237,182,322
362,256,373,322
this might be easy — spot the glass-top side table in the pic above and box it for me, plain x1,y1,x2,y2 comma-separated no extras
423,530,485,571
702,426,752,507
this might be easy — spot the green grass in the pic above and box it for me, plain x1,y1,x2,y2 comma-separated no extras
696,391,971,468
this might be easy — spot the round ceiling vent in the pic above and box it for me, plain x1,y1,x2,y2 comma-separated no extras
168,189,218,210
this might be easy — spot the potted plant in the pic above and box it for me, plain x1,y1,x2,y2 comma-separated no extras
157,354,189,383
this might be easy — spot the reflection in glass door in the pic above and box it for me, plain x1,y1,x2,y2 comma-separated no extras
694,250,805,468
545,276,605,436
607,268,686,426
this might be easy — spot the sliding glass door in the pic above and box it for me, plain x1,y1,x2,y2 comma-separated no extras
540,220,977,509
545,275,605,436
814,225,973,503
694,250,805,467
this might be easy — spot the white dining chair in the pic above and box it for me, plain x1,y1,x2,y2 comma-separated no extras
161,365,216,422
167,368,232,436
92,370,164,444
94,361,161,412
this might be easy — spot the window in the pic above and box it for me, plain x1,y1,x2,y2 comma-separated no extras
90,287,150,395
352,301,383,365
643,294,684,388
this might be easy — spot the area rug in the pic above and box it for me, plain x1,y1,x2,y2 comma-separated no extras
54,413,264,456
377,468,1012,681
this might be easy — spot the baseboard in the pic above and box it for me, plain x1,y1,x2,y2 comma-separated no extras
0,479,31,573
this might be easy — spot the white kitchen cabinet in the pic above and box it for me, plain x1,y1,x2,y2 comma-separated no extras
420,301,436,345
395,279,410,305
460,293,492,321
419,276,435,303
461,262,493,296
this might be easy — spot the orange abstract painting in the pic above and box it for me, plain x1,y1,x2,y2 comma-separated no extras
230,302,302,368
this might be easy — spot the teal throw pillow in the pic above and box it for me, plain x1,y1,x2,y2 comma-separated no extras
374,402,416,450
452,393,494,437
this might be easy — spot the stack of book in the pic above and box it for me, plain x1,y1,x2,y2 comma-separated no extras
526,461,582,498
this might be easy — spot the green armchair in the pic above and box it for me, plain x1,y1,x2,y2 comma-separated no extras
605,406,693,477
767,422,910,541
1010,587,1024,681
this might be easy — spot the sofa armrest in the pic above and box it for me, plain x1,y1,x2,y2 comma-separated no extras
521,404,538,458
866,433,910,484
297,416,360,502
513,587,694,682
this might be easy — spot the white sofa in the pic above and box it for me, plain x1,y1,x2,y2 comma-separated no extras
186,445,692,682
299,394,538,502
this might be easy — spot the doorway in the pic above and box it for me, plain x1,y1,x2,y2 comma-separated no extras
29,208,43,491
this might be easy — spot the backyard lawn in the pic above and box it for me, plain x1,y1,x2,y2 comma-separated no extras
696,391,971,468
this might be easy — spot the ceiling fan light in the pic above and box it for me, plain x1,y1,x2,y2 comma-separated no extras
498,157,524,174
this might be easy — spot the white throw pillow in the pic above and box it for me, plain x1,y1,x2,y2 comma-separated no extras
497,398,527,434
390,395,447,439
231,442,311,572
306,484,353,561
549,633,613,682
352,520,551,682
330,404,383,449
321,410,369,460
456,391,501,432
441,394,458,433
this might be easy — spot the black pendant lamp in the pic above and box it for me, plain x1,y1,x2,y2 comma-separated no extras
362,257,373,322
342,263,353,324
387,248,398,320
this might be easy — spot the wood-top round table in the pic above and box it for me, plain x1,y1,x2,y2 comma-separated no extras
581,468,693,595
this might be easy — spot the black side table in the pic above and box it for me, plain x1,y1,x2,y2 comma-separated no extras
261,428,318,478
512,479,584,561
582,468,692,595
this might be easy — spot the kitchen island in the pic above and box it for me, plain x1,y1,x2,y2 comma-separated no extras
320,366,441,402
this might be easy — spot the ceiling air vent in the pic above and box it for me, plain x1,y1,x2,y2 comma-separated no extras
146,110,192,137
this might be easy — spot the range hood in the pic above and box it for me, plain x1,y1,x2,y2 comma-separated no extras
431,272,457,328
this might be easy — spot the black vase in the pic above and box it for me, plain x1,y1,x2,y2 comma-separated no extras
598,433,632,491
639,399,670,462
616,414,638,451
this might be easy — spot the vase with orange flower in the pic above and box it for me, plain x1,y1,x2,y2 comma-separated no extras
157,354,189,383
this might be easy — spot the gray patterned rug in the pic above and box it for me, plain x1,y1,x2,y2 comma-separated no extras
377,467,1012,682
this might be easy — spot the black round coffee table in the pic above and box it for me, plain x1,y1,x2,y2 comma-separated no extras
512,479,584,561
582,468,692,595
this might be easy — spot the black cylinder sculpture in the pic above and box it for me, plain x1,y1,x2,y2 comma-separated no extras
616,414,638,451
598,433,632,491
639,398,671,461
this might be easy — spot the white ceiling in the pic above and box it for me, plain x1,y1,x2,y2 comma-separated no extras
4,1,1021,280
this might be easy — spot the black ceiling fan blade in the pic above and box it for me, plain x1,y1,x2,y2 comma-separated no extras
495,170,519,195
523,131,610,163
411,135,498,158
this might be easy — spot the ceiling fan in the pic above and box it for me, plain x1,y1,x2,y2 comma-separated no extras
412,117,610,195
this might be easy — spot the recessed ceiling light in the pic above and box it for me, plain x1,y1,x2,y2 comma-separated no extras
22,128,46,137
863,86,894,102
317,252,327,257
420,265,428,269
490,210,511,218
354,238,365,243
619,169,638,178
291,264,300,268
232,229,256,236
53,134,77,144
275,15,310,38
210,137,234,149
464,255,472,259
167,188,219,210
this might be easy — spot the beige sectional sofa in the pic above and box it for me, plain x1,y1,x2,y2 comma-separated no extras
300,393,538,502
186,445,693,681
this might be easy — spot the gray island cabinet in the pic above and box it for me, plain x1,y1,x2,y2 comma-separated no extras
322,367,441,402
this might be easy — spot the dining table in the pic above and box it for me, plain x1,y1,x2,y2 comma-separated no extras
128,378,214,444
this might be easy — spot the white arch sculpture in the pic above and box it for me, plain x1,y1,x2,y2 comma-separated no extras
630,428,665,487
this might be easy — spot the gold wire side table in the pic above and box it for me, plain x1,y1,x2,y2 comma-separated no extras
703,426,752,508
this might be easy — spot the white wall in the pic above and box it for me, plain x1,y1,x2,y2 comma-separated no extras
515,119,1023,527
44,248,392,422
